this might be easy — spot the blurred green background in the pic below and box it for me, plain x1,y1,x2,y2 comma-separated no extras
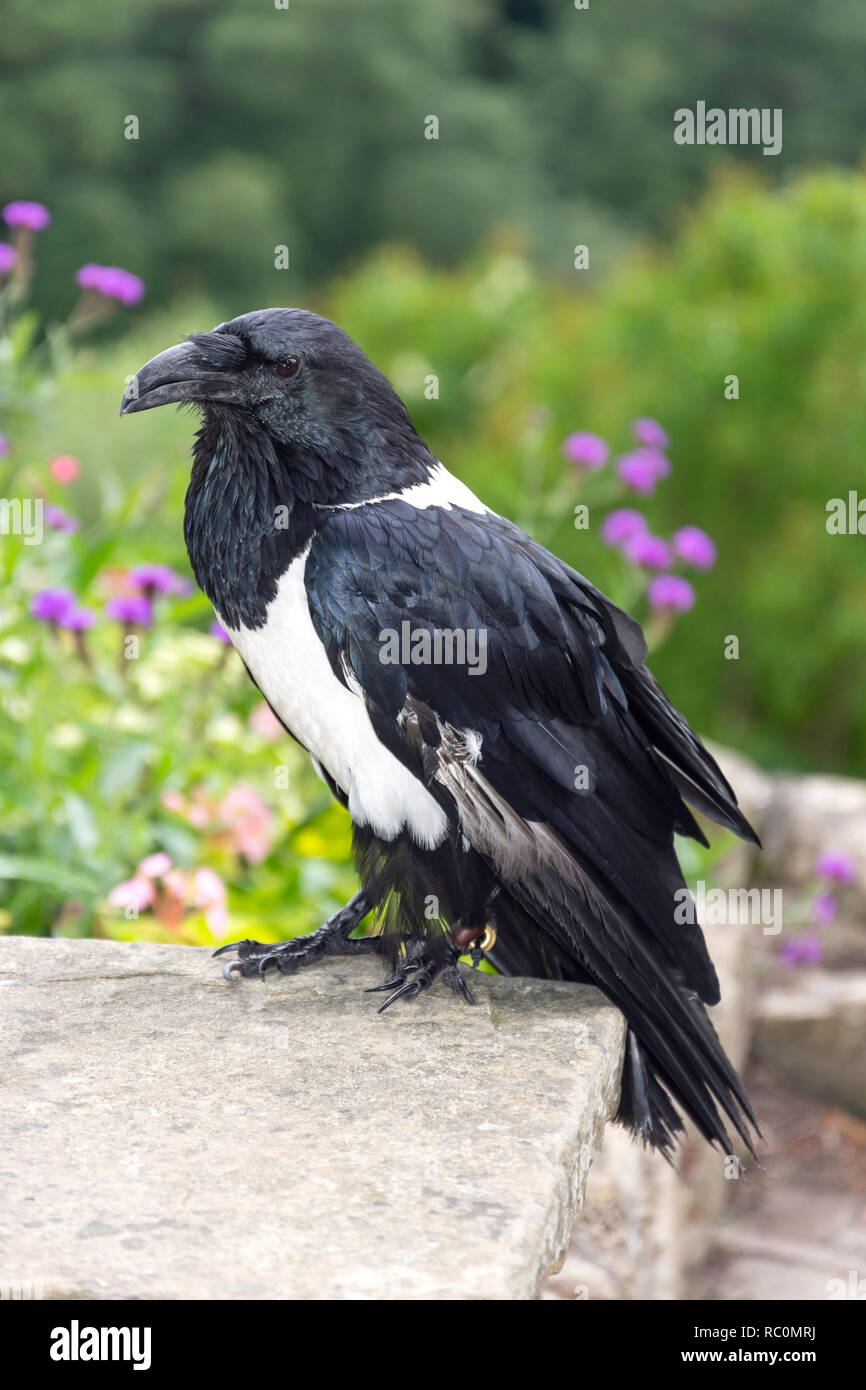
2,0,865,942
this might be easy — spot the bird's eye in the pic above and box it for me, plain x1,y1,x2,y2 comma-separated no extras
275,357,300,379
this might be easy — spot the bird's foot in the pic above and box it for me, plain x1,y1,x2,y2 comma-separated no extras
366,944,476,1013
214,890,377,980
215,928,379,980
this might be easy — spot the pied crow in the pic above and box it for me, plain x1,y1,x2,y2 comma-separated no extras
121,308,759,1158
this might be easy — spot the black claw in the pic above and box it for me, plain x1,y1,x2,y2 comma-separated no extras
377,980,421,1013
365,958,421,993
370,945,477,1011
222,961,244,980
455,974,476,1006
212,940,245,958
365,969,413,994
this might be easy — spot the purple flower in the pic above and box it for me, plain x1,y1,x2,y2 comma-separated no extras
811,891,838,928
58,606,96,632
647,574,696,613
30,587,77,623
0,435,9,458
0,244,16,274
75,263,106,291
210,620,232,644
105,595,153,626
780,933,823,968
624,533,672,569
815,850,856,885
562,431,609,470
76,263,144,306
632,418,669,450
130,563,192,597
3,201,51,231
43,503,80,534
616,449,671,495
601,509,648,548
673,525,717,571
107,269,145,306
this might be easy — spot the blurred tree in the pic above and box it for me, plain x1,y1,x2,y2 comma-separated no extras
3,0,866,317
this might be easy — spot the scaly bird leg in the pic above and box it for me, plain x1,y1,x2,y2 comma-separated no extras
215,889,378,980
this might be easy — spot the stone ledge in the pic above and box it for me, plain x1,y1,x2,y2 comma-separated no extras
754,969,866,1119
0,936,625,1301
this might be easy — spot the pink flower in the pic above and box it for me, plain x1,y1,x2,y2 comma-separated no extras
562,431,609,470
210,621,232,644
815,850,856,885
138,852,172,879
161,785,215,829
600,509,648,548
3,201,51,231
186,794,212,829
191,867,229,934
673,525,717,571
0,244,16,274
624,533,672,569
206,903,229,934
161,783,272,865
107,876,155,913
49,454,81,484
632,418,669,450
248,701,284,741
218,784,274,864
647,574,696,613
153,870,188,929
162,869,190,901
616,449,671,495
191,867,225,904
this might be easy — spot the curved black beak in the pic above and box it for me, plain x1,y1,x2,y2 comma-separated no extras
119,331,247,416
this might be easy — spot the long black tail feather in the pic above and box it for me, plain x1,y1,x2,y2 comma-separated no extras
489,886,758,1161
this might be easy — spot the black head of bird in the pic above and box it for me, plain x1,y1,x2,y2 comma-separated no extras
120,307,428,496
120,307,437,627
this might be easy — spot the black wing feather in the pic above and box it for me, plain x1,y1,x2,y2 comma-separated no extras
305,499,758,1154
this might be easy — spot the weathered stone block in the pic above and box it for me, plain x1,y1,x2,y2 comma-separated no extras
0,936,625,1301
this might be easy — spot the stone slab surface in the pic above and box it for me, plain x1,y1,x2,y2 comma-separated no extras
754,969,866,1118
0,936,625,1301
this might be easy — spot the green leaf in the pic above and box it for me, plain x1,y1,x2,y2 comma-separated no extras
0,854,104,895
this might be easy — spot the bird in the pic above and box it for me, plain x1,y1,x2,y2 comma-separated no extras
121,307,760,1160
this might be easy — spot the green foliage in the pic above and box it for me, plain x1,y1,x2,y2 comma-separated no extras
0,288,357,940
4,0,866,316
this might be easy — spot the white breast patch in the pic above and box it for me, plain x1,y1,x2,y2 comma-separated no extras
318,461,489,516
220,549,449,850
